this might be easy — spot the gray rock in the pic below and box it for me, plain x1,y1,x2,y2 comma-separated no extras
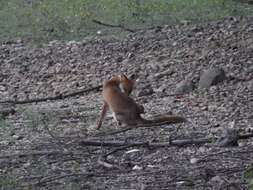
210,176,224,184
175,79,195,94
199,67,226,89
247,81,253,91
215,128,239,147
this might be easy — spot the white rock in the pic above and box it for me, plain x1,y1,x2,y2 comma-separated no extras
132,165,142,171
190,158,198,164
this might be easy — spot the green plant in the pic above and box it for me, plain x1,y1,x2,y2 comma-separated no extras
21,107,59,136
0,174,20,190
22,108,44,130
0,115,9,129
244,165,253,189
0,0,253,43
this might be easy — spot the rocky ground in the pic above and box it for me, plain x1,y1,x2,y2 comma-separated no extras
0,16,253,190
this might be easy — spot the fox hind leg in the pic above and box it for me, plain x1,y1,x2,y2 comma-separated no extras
96,102,109,130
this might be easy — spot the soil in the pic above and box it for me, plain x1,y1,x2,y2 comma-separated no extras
0,16,253,190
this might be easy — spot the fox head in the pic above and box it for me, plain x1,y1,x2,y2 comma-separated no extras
118,74,136,95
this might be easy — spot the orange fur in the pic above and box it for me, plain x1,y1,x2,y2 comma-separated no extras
96,74,143,129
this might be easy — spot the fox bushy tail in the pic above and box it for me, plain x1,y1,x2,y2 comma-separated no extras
137,115,186,127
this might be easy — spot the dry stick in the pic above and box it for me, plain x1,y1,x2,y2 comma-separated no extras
41,118,66,151
238,133,253,139
98,144,146,169
92,19,136,32
96,120,185,136
81,133,253,148
103,144,136,158
79,138,212,148
0,85,102,105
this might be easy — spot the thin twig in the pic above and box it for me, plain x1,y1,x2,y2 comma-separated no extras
41,116,66,151
79,138,212,148
239,133,253,139
96,120,185,136
0,85,102,104
103,144,138,158
80,132,253,148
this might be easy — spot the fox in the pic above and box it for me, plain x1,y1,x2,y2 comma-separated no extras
96,74,186,130
96,74,144,129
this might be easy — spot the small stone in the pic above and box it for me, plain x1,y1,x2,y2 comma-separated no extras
127,53,135,59
238,141,247,147
115,56,123,62
210,176,224,184
23,162,31,168
156,55,167,62
132,165,142,171
199,67,226,89
190,158,198,164
247,81,253,91
12,135,24,140
175,79,195,94
0,141,10,146
0,85,6,91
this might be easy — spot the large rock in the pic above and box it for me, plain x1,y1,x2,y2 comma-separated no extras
199,67,226,89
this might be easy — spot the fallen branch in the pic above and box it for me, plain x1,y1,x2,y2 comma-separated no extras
96,119,185,136
79,138,212,148
92,19,136,32
81,131,253,148
238,133,253,139
0,85,102,105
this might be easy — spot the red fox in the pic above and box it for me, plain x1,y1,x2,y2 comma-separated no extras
96,74,144,129
96,74,186,129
